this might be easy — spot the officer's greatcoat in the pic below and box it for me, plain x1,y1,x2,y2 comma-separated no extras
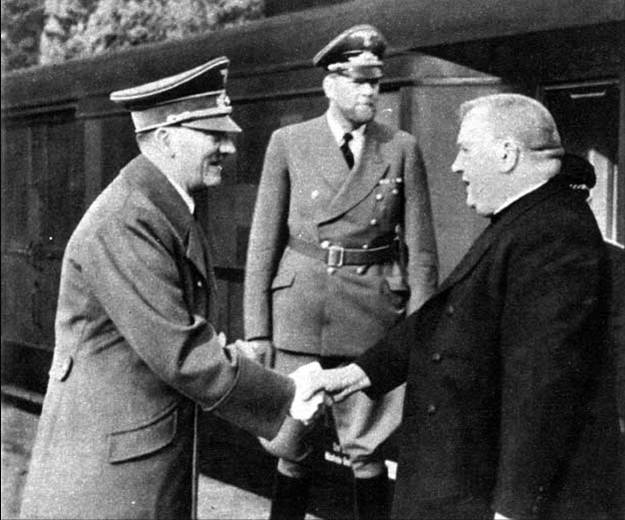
244,115,438,357
21,156,294,519
357,176,623,519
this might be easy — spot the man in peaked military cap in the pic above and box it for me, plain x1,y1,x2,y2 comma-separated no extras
20,57,324,520
243,25,439,520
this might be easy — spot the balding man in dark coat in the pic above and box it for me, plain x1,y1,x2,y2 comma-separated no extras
318,94,623,520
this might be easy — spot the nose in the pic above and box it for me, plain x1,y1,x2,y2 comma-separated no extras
359,81,377,96
219,138,236,156
451,154,462,174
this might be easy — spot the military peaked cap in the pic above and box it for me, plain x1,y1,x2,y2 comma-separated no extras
110,56,241,134
313,24,387,79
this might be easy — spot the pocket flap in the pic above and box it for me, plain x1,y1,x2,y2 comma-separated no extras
271,270,295,290
107,406,177,464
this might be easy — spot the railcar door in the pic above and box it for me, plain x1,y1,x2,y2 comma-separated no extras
1,109,84,393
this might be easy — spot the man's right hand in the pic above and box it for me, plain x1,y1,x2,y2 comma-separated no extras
234,339,274,367
288,362,326,424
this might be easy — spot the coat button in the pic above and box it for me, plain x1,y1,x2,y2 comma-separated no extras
370,218,378,226
431,352,442,362
375,193,383,201
327,267,337,275
320,240,331,249
427,404,437,415
196,280,203,288
362,244,369,249
446,305,455,316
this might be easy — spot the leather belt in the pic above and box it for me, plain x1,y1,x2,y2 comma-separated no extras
288,236,396,267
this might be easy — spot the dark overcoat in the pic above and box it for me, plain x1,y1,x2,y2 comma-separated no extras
357,177,623,519
606,240,625,422
20,155,294,519
244,115,438,357
606,239,625,497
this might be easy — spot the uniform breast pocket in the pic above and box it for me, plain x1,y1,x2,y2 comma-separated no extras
107,404,178,464
271,270,296,292
374,179,404,221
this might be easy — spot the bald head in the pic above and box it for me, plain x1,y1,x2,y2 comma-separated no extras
459,94,564,158
452,94,565,217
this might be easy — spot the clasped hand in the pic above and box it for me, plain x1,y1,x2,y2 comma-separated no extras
287,362,372,424
233,336,371,424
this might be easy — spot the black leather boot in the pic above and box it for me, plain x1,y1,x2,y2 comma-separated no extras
353,471,390,520
269,472,311,520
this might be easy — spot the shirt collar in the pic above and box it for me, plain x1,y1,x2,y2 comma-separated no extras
166,176,195,215
326,111,366,145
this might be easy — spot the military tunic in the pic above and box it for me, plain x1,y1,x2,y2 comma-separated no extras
244,115,438,357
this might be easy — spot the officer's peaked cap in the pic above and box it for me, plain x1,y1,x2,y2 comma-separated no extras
110,56,241,134
313,24,387,80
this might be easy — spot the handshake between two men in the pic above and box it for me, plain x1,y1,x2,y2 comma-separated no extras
234,340,371,425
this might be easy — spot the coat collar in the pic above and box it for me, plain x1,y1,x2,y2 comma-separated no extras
437,179,569,293
304,115,350,193
317,119,389,224
121,155,208,277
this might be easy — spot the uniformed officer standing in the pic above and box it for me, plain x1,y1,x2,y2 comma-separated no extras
20,57,323,520
243,25,439,520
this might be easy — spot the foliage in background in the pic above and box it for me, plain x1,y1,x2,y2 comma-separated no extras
1,0,46,71
40,0,264,64
1,0,264,71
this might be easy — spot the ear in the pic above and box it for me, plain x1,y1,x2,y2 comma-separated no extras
501,140,520,173
154,127,173,154
322,75,335,100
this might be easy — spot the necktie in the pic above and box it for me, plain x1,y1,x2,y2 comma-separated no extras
340,132,354,169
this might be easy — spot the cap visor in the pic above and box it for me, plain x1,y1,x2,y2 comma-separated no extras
345,66,383,80
181,115,242,133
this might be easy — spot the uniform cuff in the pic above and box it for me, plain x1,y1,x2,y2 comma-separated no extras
212,356,295,440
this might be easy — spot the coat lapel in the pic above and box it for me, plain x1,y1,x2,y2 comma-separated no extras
305,116,351,194
436,223,498,293
186,221,208,278
437,179,568,294
122,155,208,278
318,121,389,224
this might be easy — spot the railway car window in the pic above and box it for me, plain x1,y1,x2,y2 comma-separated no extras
542,81,621,241
232,95,327,184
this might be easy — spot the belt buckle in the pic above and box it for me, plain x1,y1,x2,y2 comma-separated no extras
326,245,345,267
